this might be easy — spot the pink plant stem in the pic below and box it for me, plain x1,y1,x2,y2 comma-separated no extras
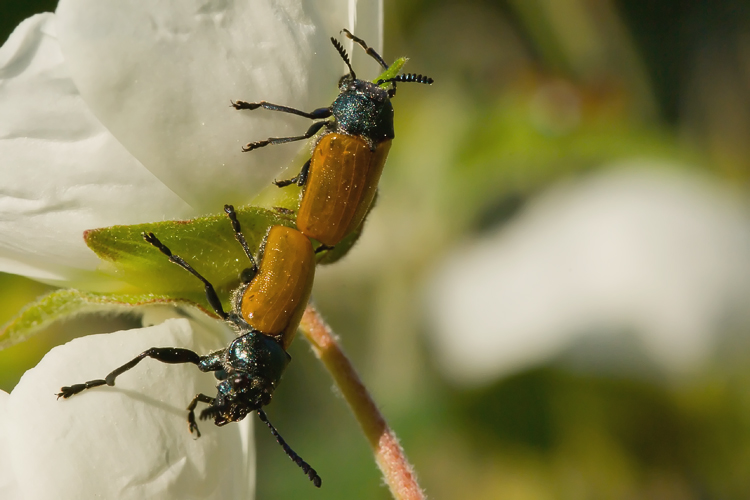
300,304,426,500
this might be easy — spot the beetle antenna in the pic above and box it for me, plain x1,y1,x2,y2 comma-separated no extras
376,73,434,85
330,36,356,80
257,409,322,487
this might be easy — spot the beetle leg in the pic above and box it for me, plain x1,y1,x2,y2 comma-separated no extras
186,393,216,437
273,176,298,188
341,29,389,69
57,347,205,399
143,232,229,320
274,158,311,188
224,204,257,274
231,100,332,120
296,158,311,187
242,121,327,152
315,244,334,254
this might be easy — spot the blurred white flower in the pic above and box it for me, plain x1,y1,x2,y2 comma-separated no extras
0,313,254,500
427,165,750,384
0,0,382,289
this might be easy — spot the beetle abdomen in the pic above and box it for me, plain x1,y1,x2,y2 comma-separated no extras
240,226,315,348
298,133,392,246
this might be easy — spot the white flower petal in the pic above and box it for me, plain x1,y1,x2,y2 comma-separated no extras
0,391,22,500
55,0,384,213
6,317,254,500
0,14,195,286
427,165,750,384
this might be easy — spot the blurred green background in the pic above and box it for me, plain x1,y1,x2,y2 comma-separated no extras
4,1,750,498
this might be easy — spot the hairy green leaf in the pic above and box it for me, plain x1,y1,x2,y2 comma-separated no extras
85,205,295,309
0,289,208,350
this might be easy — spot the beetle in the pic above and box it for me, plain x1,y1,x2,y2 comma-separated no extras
232,30,433,248
57,206,321,487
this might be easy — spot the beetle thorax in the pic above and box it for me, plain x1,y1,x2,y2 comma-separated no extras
331,79,394,144
209,331,291,420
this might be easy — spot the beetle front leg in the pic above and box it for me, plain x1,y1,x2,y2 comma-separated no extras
224,204,257,272
58,346,225,400
57,347,203,399
186,393,216,437
231,100,331,120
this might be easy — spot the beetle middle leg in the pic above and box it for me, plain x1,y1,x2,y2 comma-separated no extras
143,232,228,320
242,121,327,152
274,158,311,188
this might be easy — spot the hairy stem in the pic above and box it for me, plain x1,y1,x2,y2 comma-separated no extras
300,304,426,500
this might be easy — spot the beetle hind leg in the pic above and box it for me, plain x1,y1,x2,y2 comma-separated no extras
274,158,311,188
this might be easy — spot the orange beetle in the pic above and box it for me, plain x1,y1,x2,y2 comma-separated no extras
233,30,432,248
57,206,320,487
238,223,315,349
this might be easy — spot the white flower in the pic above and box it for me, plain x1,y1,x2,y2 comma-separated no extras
0,312,255,500
0,1,382,498
0,0,382,290
427,165,750,384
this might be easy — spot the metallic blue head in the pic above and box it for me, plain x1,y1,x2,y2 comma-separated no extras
208,331,291,426
331,78,394,145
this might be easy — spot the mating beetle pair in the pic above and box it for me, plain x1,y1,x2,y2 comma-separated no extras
58,30,432,488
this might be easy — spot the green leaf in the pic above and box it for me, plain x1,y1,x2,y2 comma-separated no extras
85,205,295,310
0,289,208,350
375,57,408,86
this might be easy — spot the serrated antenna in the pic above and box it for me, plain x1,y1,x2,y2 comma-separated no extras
376,73,434,85
330,37,356,80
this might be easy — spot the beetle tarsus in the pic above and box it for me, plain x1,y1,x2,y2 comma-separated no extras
274,176,298,188
231,100,261,110
57,379,107,399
